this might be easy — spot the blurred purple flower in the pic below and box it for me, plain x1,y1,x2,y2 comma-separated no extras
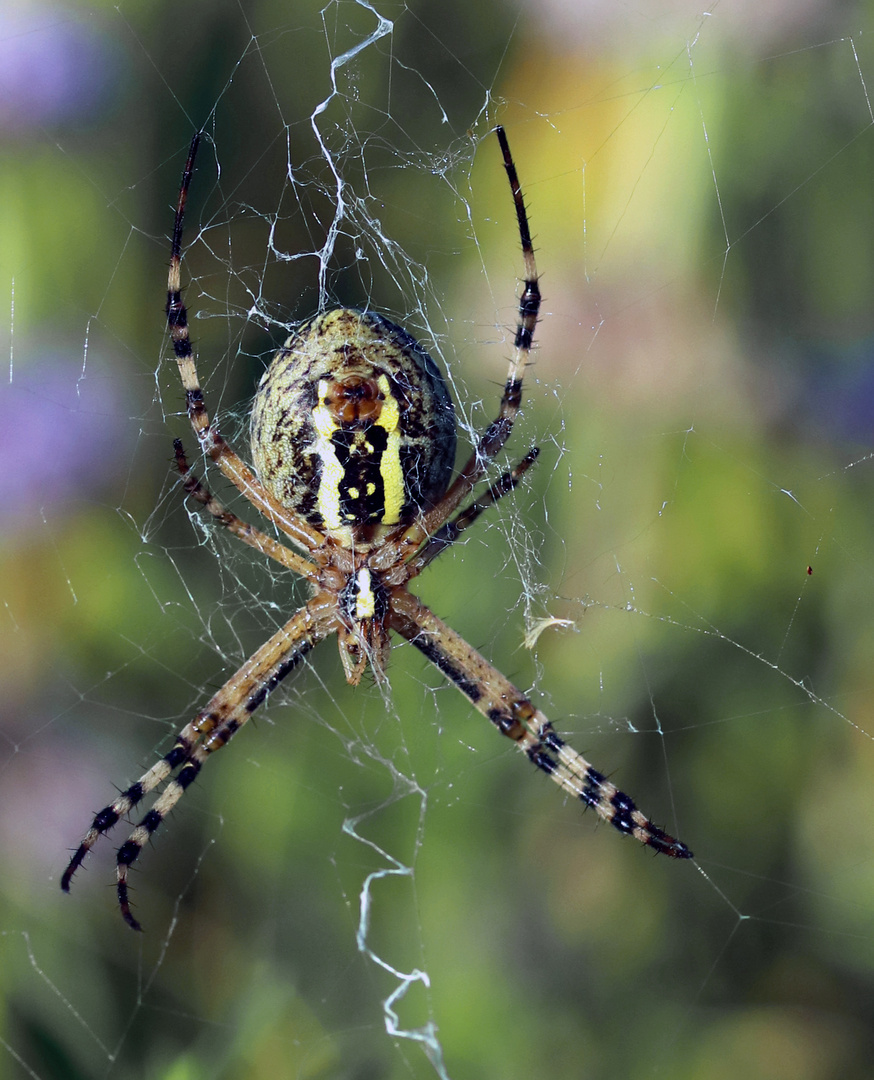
0,353,131,531
0,5,123,131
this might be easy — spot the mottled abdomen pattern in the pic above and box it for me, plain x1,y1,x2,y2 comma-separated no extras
250,309,457,540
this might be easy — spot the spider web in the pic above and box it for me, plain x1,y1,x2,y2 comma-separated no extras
3,1,874,1077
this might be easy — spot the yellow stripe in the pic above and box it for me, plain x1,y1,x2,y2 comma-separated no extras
312,374,405,529
376,374,404,524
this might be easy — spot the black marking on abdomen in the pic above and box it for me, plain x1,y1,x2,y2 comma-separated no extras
332,426,389,522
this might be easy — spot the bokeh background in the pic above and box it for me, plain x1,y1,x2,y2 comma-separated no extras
3,1,874,1078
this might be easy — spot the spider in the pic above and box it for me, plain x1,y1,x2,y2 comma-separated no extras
61,126,692,931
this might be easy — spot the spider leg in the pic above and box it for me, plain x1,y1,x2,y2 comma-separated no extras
483,125,540,455
165,133,325,558
62,597,335,930
408,447,539,574
389,591,692,860
174,439,318,580
402,126,541,549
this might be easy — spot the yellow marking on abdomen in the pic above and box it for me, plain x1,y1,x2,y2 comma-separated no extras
376,374,404,524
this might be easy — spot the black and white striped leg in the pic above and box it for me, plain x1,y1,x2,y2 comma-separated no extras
410,447,540,573
174,440,318,579
164,134,323,556
483,125,541,456
63,601,333,929
406,126,542,550
60,725,201,895
389,591,692,860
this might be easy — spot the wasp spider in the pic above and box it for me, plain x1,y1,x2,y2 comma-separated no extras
61,127,692,930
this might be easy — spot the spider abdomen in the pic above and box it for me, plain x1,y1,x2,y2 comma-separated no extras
250,308,456,544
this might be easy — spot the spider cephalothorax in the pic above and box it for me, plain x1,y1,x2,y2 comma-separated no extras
62,127,691,932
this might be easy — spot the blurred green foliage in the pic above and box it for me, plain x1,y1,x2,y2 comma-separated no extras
3,1,874,1078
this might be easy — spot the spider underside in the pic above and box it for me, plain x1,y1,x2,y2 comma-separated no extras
62,127,692,931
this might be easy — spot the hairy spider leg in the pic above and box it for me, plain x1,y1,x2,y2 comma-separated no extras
376,126,541,570
174,439,318,577
62,602,334,929
165,133,326,559
409,448,540,573
389,592,692,860
62,125,692,934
